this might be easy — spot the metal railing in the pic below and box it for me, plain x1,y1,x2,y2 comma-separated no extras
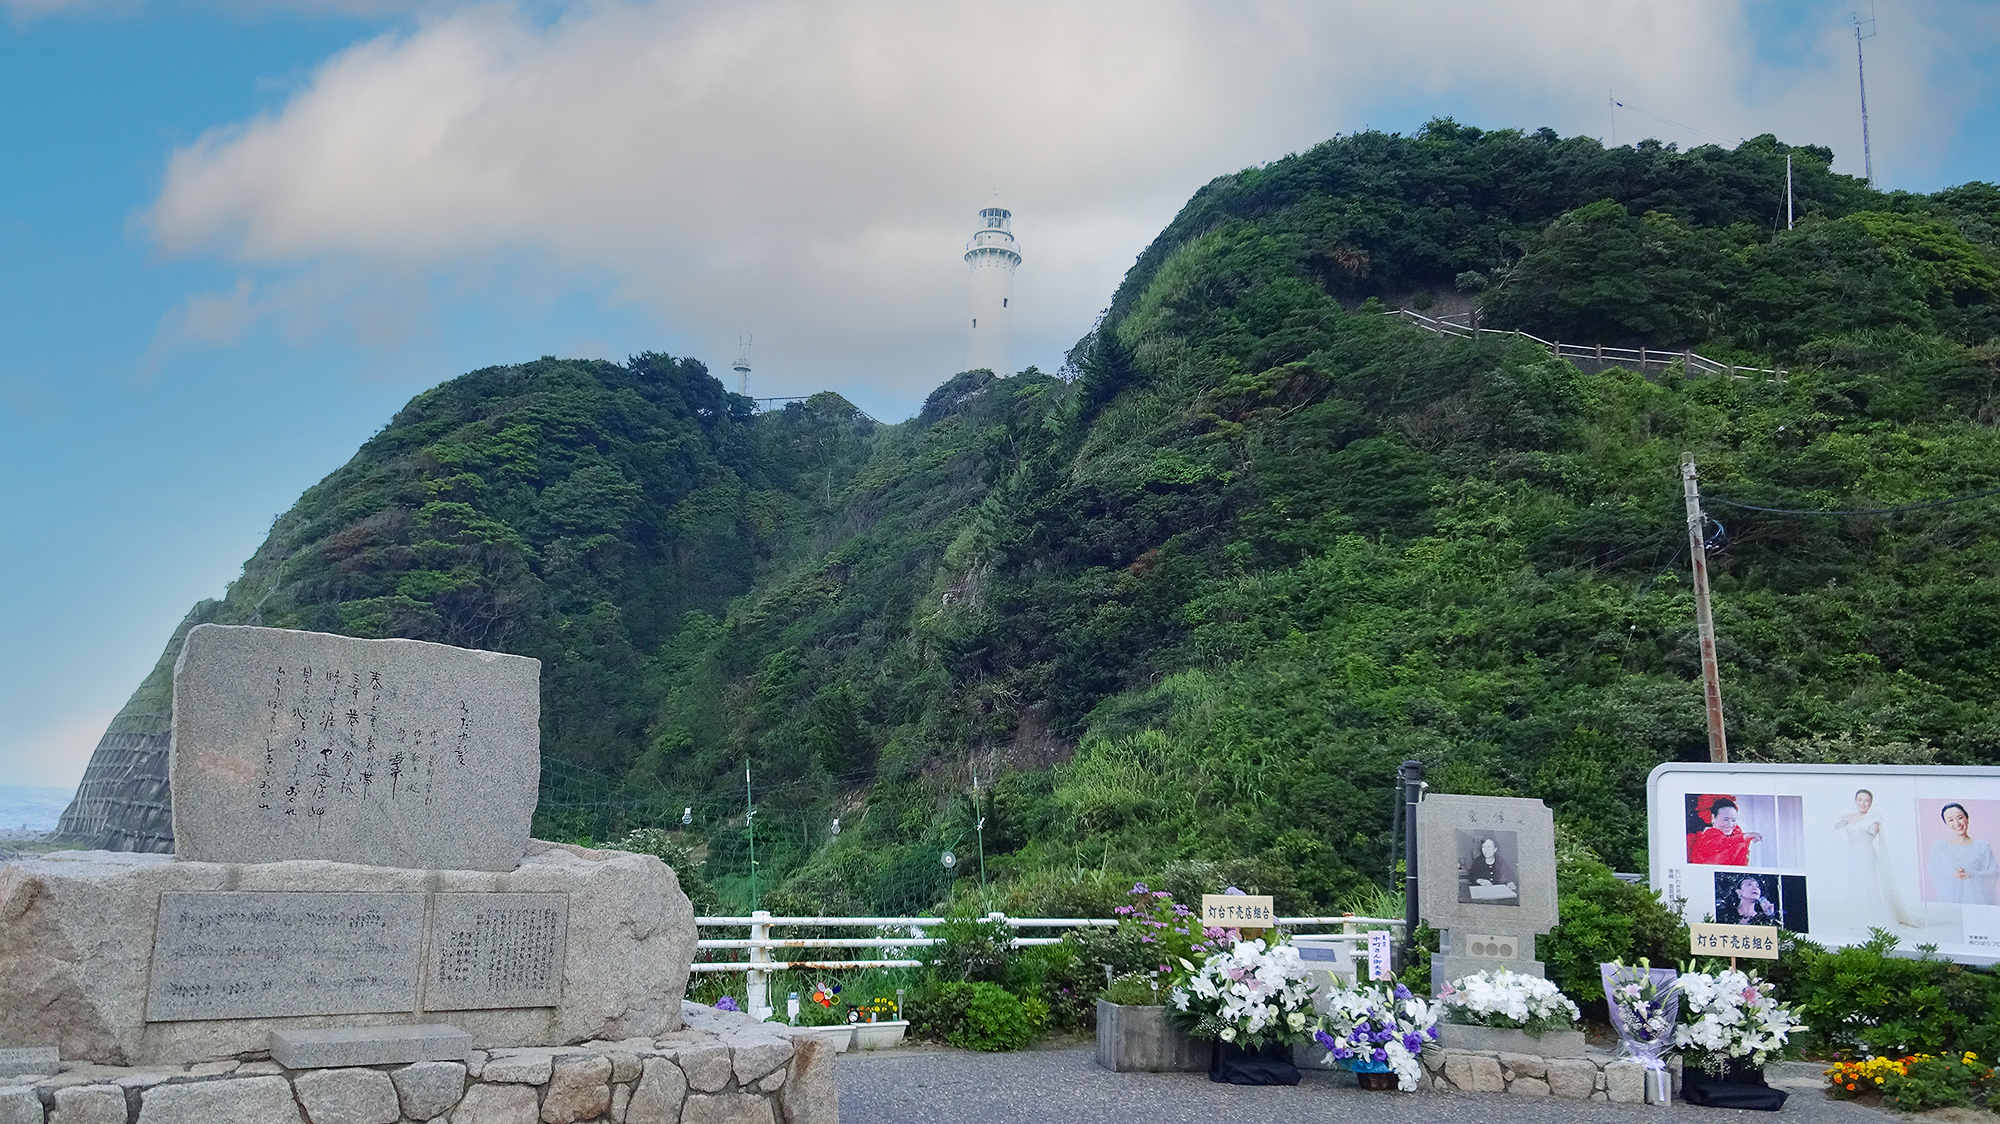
694,910,1404,1019
1387,308,1787,380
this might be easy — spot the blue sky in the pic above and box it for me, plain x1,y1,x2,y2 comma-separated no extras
4,0,1998,790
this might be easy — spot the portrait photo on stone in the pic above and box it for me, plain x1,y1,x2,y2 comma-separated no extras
1456,828,1521,906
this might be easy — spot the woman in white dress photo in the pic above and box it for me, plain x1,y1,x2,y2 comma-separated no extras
1834,789,1918,927
1927,802,2000,905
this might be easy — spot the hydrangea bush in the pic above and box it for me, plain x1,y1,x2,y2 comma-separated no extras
1114,882,1229,982
1440,968,1581,1034
1316,981,1440,1092
1674,968,1804,1074
1168,939,1318,1050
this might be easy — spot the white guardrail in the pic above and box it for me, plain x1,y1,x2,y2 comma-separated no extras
1387,308,1788,380
694,910,1405,1020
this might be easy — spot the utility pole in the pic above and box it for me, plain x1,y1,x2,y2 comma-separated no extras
1681,454,1729,762
1785,153,1794,231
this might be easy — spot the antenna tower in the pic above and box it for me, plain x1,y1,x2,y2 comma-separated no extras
1854,7,1877,186
733,336,752,396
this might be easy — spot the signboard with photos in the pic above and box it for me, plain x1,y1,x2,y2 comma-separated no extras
1649,763,2000,966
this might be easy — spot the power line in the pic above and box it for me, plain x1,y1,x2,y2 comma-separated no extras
1709,487,2000,518
1609,98,1736,146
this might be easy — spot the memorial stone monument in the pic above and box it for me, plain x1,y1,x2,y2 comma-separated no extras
1415,793,1560,993
168,623,541,871
0,625,696,1067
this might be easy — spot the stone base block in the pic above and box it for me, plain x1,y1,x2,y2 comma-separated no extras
1439,1024,1585,1057
0,842,693,1066
269,1025,472,1069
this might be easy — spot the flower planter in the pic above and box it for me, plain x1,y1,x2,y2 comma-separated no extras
850,1020,908,1050
794,1025,854,1053
1356,1070,1400,1091
1094,1000,1208,1073
1349,1059,1399,1091
1439,1023,1586,1058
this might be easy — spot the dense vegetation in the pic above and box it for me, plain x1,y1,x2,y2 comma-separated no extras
108,120,2000,924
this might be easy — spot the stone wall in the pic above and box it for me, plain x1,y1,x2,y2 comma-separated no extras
0,1005,835,1124
1419,1044,1678,1103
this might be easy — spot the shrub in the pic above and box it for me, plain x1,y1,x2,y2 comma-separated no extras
927,982,1035,1051
921,910,1014,985
1771,930,2000,1058
1005,942,1101,1032
1062,921,1158,980
1020,994,1051,1034
1110,882,1226,983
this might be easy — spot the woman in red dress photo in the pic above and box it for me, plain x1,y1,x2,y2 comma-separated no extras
1687,795,1762,865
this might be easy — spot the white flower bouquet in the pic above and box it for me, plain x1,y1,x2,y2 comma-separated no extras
1673,968,1803,1074
1167,939,1319,1050
1315,981,1440,1092
1440,968,1581,1035
1600,961,1678,1067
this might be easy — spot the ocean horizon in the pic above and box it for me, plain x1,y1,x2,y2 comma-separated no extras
0,784,77,833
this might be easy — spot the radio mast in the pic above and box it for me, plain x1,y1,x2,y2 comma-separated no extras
1854,8,1877,186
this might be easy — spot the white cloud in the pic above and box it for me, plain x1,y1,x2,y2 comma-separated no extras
141,0,1999,409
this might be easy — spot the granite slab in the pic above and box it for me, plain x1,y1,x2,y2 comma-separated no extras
169,625,541,871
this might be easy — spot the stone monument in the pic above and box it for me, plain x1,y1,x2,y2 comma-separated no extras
0,625,695,1067
1415,793,1560,992
169,623,540,871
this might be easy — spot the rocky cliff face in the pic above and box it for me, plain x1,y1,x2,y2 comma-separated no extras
51,606,214,852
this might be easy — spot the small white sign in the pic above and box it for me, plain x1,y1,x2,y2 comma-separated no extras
1201,894,1275,927
1963,904,2000,952
1366,930,1392,980
1689,922,1779,959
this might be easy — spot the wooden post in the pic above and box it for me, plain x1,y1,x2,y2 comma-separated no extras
1681,454,1729,762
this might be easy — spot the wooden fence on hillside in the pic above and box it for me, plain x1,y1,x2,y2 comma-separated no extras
1387,308,1788,381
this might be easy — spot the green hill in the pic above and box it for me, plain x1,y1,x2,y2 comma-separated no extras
68,121,2000,919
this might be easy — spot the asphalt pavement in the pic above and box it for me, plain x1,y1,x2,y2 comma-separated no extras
832,1044,1894,1124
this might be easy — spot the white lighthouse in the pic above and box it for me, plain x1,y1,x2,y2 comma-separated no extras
964,196,1021,375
